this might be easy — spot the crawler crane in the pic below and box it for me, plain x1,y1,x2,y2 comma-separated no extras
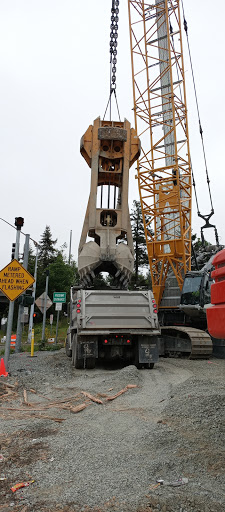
128,0,216,357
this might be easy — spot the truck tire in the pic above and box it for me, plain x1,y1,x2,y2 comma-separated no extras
72,334,83,369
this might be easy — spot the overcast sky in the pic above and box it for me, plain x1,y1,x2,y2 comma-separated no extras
0,0,224,270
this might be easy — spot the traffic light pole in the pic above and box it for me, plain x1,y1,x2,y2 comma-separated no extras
4,228,21,371
15,234,30,353
27,245,38,344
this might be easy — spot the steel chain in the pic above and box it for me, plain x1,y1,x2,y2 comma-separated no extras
110,0,119,90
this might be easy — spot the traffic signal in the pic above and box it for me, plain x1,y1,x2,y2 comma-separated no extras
15,217,24,230
24,295,34,306
11,243,16,260
18,295,34,306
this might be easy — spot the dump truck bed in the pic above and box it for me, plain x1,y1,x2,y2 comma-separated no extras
72,289,160,333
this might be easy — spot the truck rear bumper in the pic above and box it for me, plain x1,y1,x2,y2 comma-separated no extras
75,332,159,365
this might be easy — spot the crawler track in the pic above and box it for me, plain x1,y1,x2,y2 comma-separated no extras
161,325,213,358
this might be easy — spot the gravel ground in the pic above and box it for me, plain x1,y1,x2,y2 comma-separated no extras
0,350,224,512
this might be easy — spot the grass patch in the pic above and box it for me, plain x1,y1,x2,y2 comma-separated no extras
0,317,69,354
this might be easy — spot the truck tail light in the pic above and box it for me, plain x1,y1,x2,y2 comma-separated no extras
152,298,157,313
76,298,81,314
127,339,131,343
104,339,108,344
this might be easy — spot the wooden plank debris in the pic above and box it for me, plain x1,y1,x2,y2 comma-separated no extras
0,382,138,420
23,389,28,404
70,403,87,413
1,382,17,389
0,381,18,401
81,391,103,404
106,384,138,401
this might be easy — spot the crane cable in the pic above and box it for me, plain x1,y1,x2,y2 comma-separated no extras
181,0,219,247
103,0,121,121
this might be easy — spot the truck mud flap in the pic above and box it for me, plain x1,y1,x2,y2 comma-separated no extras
138,335,159,364
78,337,98,360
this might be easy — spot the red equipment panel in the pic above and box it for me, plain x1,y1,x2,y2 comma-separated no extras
207,249,225,338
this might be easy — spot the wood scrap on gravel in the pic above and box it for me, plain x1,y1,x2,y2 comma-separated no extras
0,380,18,401
0,383,138,421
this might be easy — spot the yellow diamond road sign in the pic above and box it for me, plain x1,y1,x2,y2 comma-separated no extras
0,259,35,302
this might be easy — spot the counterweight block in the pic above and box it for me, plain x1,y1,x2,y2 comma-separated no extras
78,117,140,287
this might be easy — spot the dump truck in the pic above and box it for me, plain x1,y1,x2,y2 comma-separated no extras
66,288,160,369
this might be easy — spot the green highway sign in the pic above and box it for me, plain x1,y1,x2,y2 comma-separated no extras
53,292,66,303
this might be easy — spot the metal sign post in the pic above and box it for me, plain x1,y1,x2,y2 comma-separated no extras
52,294,66,346
55,302,62,344
50,314,53,336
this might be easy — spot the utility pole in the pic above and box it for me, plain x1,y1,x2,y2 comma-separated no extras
69,230,72,264
15,234,30,353
41,269,49,343
27,245,39,344
4,217,24,371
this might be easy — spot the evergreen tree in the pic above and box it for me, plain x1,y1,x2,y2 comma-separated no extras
129,271,152,290
92,273,110,289
48,252,79,300
27,244,36,276
28,227,79,311
130,200,150,280
38,226,57,268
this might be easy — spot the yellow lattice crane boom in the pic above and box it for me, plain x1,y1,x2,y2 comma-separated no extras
128,0,192,308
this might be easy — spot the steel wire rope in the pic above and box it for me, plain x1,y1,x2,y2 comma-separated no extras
169,17,201,238
181,0,219,245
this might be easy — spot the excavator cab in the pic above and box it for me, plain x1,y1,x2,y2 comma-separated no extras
180,270,213,322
